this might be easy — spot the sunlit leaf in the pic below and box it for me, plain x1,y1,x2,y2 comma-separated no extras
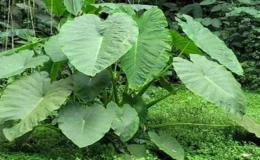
59,13,138,76
0,50,49,79
173,55,247,117
0,72,73,141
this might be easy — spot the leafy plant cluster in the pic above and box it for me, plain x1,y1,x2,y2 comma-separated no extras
0,0,259,159
163,0,260,90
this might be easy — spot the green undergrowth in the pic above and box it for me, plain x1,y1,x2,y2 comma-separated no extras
147,85,260,160
0,85,260,160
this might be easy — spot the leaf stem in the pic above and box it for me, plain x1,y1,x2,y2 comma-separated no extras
147,90,177,108
137,63,173,97
109,67,119,104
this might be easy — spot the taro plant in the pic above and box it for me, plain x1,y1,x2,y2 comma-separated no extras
0,1,259,160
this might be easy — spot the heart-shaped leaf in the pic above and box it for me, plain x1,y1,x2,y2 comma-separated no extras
58,102,112,148
0,72,73,141
0,50,49,79
173,55,246,117
107,101,139,142
59,13,138,76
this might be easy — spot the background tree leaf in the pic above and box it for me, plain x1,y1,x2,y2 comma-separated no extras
107,102,139,142
120,8,171,89
148,131,184,160
176,15,244,75
72,70,111,102
173,55,247,117
0,72,73,141
58,102,112,148
59,13,138,76
44,35,67,62
0,50,49,79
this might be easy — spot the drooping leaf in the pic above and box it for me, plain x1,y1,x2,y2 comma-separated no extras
120,8,171,89
122,94,148,124
44,0,66,16
63,0,84,16
0,50,49,79
170,30,202,55
148,131,184,160
127,144,147,158
44,35,67,62
236,115,260,138
58,102,112,148
0,72,73,141
173,55,247,117
107,102,139,142
59,13,138,76
199,0,216,5
73,70,111,102
176,15,243,75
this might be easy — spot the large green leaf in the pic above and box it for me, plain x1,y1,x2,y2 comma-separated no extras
44,35,67,62
44,0,66,16
59,13,138,76
170,30,202,55
176,15,243,76
73,70,111,102
120,8,171,89
63,0,84,15
0,50,49,79
107,102,139,142
148,131,184,160
58,102,112,148
0,72,73,141
173,55,247,117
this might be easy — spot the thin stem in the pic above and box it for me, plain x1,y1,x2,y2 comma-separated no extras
109,67,119,104
148,122,236,129
137,63,173,97
178,42,190,57
147,90,177,108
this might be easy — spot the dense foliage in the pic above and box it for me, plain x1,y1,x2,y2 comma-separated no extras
0,0,259,159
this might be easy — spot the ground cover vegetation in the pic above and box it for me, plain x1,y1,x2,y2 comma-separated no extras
0,0,259,159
